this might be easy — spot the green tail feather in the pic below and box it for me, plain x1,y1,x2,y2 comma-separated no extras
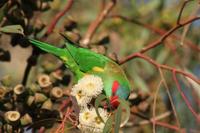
29,39,84,80
29,39,66,57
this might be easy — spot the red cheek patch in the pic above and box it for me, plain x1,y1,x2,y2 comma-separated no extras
112,80,119,95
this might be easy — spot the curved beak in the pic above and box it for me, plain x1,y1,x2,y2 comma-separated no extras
110,95,120,108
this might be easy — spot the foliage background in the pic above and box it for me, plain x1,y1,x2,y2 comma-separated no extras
0,0,200,132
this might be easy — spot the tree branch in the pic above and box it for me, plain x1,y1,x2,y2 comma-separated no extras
120,53,200,84
46,0,74,35
172,71,200,122
177,0,193,25
139,16,200,54
81,0,116,47
109,15,200,52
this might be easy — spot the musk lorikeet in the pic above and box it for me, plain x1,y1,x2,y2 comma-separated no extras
29,38,131,107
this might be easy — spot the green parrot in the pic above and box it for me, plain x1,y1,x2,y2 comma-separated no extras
29,38,131,107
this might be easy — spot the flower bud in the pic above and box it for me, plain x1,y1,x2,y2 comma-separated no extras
41,61,57,73
20,113,32,126
50,87,63,99
0,86,6,100
3,102,13,110
41,99,53,110
63,31,80,43
34,93,47,103
27,96,35,106
29,83,41,93
13,84,25,95
4,111,20,125
37,74,52,93
50,69,63,83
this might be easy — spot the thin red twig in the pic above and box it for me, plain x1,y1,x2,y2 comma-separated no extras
177,0,193,25
120,53,200,85
121,53,200,122
119,16,200,64
46,0,74,35
38,127,45,133
154,121,180,132
159,69,181,129
172,71,200,123
59,98,71,111
109,14,200,52
55,108,73,133
132,111,181,132
139,16,200,54
81,0,116,46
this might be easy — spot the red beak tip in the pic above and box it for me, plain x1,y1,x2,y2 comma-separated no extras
110,96,120,108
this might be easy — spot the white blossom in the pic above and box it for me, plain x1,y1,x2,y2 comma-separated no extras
71,85,92,106
78,107,109,133
77,75,103,97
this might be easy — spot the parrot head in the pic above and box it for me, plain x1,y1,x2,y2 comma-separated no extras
109,80,130,108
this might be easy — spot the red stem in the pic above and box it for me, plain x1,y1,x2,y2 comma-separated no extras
172,71,200,123
46,0,74,35
81,0,116,46
109,15,200,52
154,121,180,131
120,53,200,85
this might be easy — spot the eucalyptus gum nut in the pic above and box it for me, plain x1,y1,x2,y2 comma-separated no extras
64,31,80,43
13,84,25,95
41,2,50,11
29,83,41,93
64,18,77,31
37,74,52,93
42,61,57,73
34,93,47,103
97,45,106,55
41,99,53,110
4,111,20,125
1,75,12,87
0,86,6,100
50,70,64,82
20,113,32,126
27,96,35,106
128,92,138,99
50,87,63,99
3,102,13,110
34,19,45,33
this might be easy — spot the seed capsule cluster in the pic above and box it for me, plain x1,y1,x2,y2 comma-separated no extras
0,69,71,132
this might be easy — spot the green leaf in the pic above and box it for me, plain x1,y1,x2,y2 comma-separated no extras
95,94,107,123
114,104,122,133
118,98,131,127
0,25,24,35
103,115,113,133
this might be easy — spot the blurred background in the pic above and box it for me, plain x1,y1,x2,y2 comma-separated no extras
0,0,200,132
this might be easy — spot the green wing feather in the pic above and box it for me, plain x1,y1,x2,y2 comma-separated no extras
65,41,108,72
